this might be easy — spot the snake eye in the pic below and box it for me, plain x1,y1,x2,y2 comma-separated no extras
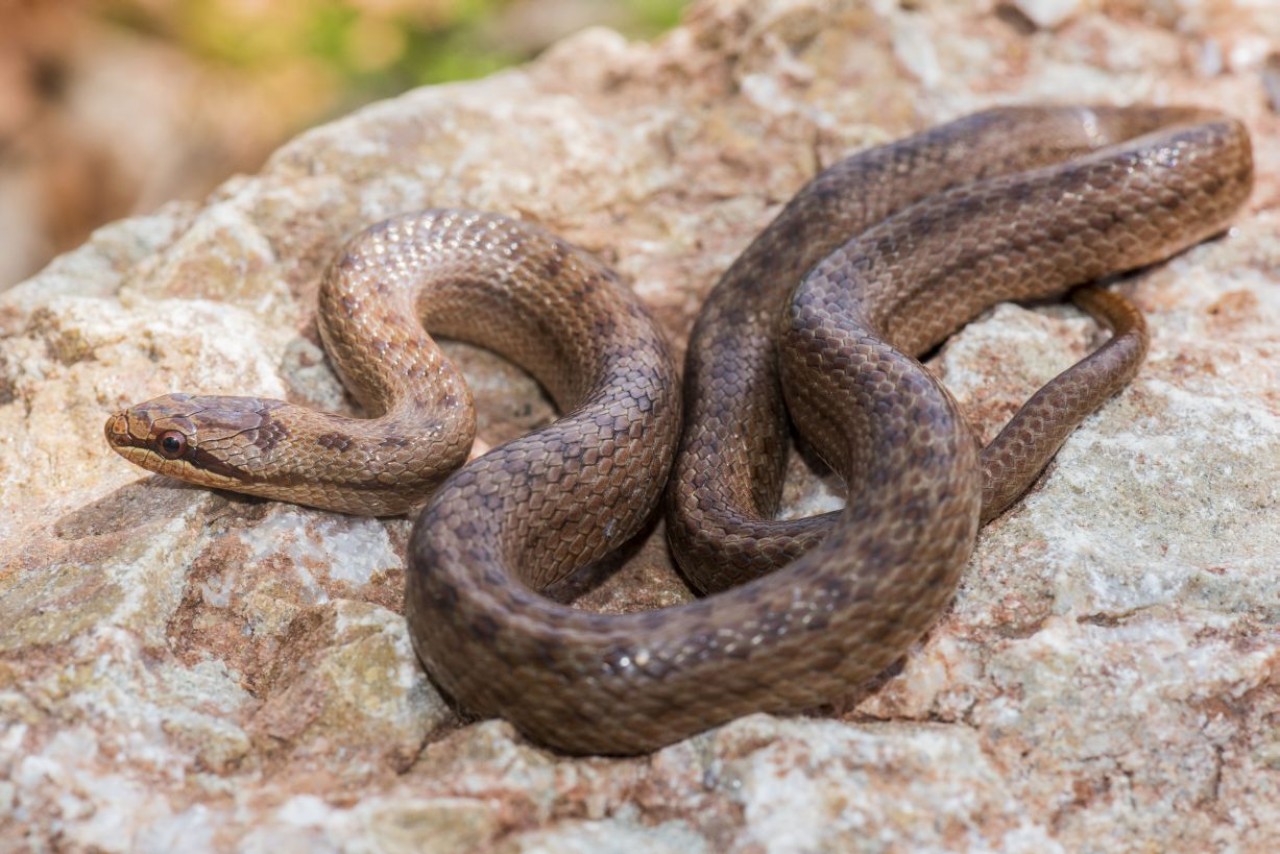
157,431,187,459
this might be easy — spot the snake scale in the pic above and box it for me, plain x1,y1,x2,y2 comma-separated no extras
106,106,1253,754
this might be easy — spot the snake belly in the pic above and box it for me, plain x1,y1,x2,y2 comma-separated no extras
407,106,1251,754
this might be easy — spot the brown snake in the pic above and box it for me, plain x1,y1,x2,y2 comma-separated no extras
106,106,1253,755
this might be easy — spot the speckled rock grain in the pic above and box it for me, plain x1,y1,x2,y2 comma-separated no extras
1,0,1278,851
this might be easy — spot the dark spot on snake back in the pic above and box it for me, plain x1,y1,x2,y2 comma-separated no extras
469,613,500,642
542,243,568,279
317,432,353,452
255,419,288,453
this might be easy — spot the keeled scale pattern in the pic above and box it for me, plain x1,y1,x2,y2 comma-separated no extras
107,211,674,518
410,108,1250,755
108,109,1253,756
668,106,1253,591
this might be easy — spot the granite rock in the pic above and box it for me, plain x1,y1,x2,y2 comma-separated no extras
2,0,1278,851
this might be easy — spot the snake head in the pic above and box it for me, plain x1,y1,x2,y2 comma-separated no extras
105,393,287,491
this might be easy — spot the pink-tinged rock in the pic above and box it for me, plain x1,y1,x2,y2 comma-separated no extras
2,0,1278,851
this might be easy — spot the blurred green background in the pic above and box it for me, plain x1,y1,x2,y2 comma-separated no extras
101,0,684,107
0,0,685,288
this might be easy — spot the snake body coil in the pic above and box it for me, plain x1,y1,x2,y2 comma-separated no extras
107,106,1253,754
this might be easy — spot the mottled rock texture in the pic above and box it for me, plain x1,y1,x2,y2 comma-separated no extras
2,0,1278,851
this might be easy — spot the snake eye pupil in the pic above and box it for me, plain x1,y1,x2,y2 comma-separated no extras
157,431,187,459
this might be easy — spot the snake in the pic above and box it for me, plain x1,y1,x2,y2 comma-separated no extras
105,105,1253,755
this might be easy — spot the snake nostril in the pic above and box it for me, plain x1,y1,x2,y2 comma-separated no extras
104,413,125,442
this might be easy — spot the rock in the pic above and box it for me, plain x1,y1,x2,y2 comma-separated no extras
2,0,1278,850
1009,0,1084,30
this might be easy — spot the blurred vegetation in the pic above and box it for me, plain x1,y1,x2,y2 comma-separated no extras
0,0,684,287
99,0,685,108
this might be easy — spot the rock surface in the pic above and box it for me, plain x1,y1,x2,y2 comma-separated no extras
2,0,1279,851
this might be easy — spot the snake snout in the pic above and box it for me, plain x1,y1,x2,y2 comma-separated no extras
104,408,154,457
104,411,130,447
